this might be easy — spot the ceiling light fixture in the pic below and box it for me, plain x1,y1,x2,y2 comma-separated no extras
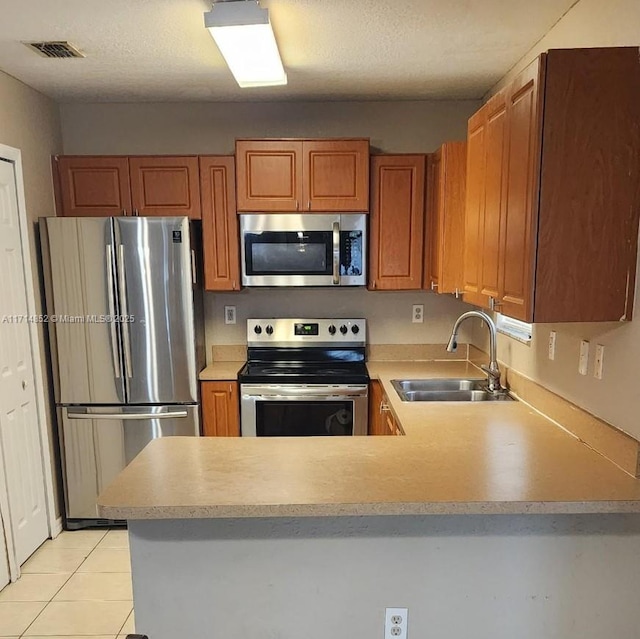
204,0,287,88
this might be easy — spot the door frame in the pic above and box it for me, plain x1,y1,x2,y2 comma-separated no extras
0,143,59,576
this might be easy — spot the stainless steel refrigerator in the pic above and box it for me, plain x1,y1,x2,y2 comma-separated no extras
40,216,204,528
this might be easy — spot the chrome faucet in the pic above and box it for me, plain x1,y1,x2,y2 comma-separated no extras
446,310,502,392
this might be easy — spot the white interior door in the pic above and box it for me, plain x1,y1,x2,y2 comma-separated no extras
0,158,48,565
0,506,10,588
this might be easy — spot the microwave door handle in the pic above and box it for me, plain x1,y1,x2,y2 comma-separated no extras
332,221,340,285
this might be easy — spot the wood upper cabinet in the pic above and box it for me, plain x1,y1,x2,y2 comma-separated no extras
368,155,426,290
500,57,544,321
235,140,303,211
303,140,369,211
129,156,201,219
235,139,369,212
464,47,640,322
424,142,467,295
200,156,241,291
54,156,132,217
54,156,201,219
201,381,240,437
462,110,487,306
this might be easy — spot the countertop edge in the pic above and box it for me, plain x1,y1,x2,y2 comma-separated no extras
97,500,640,520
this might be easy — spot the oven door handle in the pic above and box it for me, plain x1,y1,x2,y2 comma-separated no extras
332,221,340,285
243,394,364,401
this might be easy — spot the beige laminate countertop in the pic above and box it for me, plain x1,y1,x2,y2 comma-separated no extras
98,360,640,520
199,361,243,381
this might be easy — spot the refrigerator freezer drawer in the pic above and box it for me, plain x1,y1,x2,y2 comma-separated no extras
58,405,199,521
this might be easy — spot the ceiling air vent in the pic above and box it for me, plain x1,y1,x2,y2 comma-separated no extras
25,41,85,59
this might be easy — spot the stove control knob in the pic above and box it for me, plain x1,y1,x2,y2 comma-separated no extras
351,325,360,334
254,325,262,335
266,325,274,335
340,325,348,335
328,325,336,335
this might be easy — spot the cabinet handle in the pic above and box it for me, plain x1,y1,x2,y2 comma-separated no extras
296,200,299,211
133,208,140,217
307,200,311,210
454,288,461,299
430,281,438,291
121,209,127,217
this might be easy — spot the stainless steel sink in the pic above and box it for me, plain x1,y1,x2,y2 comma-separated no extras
391,379,515,402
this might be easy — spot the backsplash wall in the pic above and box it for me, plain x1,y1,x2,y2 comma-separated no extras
205,289,474,357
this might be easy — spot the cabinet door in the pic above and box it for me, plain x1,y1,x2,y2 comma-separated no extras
200,157,241,291
500,57,545,321
303,140,369,211
369,155,425,290
424,152,441,292
129,156,201,219
463,109,487,306
201,381,240,437
480,92,508,309
235,140,303,211
438,142,467,295
55,156,131,217
368,380,385,435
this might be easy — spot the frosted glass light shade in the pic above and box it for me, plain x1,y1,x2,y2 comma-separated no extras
204,2,287,88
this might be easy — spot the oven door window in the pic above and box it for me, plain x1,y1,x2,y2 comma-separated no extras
256,400,354,436
245,231,332,276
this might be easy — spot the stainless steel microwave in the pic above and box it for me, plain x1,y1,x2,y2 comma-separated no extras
239,213,367,287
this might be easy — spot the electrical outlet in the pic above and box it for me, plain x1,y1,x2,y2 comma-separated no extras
594,344,604,379
224,305,236,325
578,340,589,376
385,607,408,639
548,331,556,360
412,304,424,323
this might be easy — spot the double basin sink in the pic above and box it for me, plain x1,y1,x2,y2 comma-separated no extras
392,378,515,403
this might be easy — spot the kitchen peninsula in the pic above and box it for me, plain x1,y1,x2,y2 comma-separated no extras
98,361,640,639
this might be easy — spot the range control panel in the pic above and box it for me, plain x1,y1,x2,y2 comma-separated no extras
247,318,366,346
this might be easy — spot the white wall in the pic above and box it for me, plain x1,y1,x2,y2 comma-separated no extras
472,0,640,440
130,515,640,639
60,99,480,351
0,69,63,516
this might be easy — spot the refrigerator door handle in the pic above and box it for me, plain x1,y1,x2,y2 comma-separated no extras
66,409,189,421
117,244,134,379
105,244,123,379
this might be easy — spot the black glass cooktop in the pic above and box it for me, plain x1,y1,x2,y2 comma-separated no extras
238,361,369,385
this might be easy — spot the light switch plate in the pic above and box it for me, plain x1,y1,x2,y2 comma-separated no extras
594,344,604,379
579,340,589,376
548,331,556,360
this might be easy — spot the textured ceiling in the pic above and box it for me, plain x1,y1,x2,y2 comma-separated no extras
0,0,578,102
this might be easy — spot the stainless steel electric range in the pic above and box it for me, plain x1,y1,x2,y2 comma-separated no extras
238,318,369,437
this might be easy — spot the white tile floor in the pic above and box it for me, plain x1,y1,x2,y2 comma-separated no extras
0,530,135,638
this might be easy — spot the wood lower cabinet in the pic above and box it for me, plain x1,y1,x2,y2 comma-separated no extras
424,142,467,295
235,139,369,212
368,381,401,436
201,381,240,437
464,47,640,322
54,155,201,219
369,155,426,290
54,156,132,217
200,156,241,291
